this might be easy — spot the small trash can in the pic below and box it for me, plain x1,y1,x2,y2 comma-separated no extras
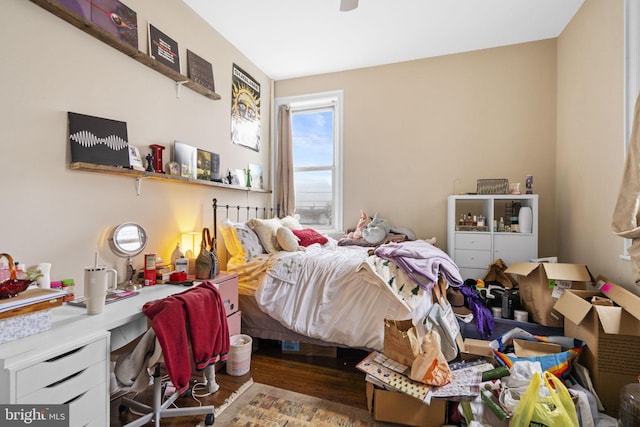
226,334,252,376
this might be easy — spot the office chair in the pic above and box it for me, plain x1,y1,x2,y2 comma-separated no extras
114,281,229,427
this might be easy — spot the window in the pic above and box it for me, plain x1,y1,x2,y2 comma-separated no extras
275,91,343,232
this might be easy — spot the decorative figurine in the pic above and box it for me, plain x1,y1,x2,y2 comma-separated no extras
149,144,165,174
245,168,252,188
226,170,233,185
145,153,155,172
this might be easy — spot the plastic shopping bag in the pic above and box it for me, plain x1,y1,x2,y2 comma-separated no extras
509,371,579,427
409,330,451,386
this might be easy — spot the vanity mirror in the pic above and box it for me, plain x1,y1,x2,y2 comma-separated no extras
108,222,147,290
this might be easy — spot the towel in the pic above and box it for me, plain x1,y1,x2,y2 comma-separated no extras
142,282,230,394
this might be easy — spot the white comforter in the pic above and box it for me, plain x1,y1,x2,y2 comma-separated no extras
248,242,433,351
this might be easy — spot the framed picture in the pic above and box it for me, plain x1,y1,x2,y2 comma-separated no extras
248,163,263,189
187,50,215,92
228,169,246,187
91,0,138,49
173,141,197,179
68,112,130,168
128,146,144,171
196,149,211,181
210,152,221,181
148,23,180,73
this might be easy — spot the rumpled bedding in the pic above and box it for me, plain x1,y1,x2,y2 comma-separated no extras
229,240,446,351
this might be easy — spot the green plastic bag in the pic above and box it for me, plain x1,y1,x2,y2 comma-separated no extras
510,371,578,427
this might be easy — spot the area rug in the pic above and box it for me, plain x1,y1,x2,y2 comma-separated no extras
213,378,392,426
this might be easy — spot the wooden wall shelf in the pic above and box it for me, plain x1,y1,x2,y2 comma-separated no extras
69,162,270,195
30,0,221,101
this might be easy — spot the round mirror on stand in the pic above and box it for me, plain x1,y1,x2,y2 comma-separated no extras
108,222,147,290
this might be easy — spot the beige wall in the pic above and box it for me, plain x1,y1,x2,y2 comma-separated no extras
2,0,272,294
276,40,559,260
556,0,631,286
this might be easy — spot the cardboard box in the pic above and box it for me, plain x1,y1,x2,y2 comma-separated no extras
365,381,447,426
281,341,337,358
462,338,494,358
505,262,592,327
553,278,640,417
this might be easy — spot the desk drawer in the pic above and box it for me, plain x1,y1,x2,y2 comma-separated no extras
228,310,241,337
18,359,107,404
16,336,108,399
455,233,491,250
68,382,107,427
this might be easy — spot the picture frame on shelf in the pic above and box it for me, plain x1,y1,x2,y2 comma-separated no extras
228,169,246,187
173,141,197,179
210,152,221,181
91,0,138,49
248,163,263,189
196,149,211,181
68,111,130,168
148,23,180,73
128,146,144,171
187,50,215,92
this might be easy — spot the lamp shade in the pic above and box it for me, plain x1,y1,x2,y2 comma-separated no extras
181,231,200,259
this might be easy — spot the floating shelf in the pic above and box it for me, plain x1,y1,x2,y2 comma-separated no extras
69,162,270,195
30,0,221,100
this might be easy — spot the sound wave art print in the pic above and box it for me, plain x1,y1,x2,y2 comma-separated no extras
68,112,131,168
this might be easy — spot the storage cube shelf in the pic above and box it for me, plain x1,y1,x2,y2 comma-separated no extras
447,194,539,280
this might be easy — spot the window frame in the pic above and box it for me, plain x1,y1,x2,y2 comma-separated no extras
274,90,344,233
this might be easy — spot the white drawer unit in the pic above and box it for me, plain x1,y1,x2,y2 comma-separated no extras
448,194,538,281
0,331,109,427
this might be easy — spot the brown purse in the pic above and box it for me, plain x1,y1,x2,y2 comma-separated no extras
195,228,219,280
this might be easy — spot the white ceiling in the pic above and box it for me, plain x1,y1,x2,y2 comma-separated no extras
182,0,584,81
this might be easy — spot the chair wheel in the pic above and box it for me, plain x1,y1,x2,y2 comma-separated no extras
118,404,129,414
205,413,214,425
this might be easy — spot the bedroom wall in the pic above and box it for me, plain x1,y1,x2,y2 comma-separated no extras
556,0,633,287
275,40,558,261
1,0,272,294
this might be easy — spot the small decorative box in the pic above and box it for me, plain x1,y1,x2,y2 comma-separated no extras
477,179,509,194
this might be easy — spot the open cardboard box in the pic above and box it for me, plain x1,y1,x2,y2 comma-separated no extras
553,277,640,418
505,262,592,327
365,381,447,426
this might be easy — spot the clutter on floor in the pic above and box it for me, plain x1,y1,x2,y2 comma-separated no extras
364,265,639,426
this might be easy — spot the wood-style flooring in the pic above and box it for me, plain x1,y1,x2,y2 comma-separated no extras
110,339,370,426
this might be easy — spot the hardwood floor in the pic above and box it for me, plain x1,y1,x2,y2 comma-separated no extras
110,339,370,426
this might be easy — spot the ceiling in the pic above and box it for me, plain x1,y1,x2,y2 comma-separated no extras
182,0,584,81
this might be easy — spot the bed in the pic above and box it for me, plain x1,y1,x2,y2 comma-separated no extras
213,200,463,352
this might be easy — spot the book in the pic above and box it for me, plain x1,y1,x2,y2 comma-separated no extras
67,290,139,308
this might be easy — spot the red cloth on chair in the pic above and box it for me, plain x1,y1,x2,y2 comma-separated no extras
142,282,230,394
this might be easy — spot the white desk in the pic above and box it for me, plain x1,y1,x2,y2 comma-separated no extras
0,283,190,427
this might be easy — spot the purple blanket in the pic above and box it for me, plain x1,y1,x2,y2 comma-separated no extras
374,240,463,291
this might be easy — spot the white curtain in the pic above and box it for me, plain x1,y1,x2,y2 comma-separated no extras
276,105,295,217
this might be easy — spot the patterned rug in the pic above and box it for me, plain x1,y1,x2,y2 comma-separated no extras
213,379,393,426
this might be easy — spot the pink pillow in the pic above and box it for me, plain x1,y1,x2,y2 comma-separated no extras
292,228,328,247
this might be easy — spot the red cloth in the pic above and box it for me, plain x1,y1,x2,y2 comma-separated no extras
292,228,328,246
142,282,230,394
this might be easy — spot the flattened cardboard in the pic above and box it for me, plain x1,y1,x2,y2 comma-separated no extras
365,382,446,427
462,338,494,358
553,279,640,418
506,262,591,327
513,339,561,357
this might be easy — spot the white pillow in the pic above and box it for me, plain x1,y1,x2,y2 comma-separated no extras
247,217,282,253
280,215,303,230
276,227,301,252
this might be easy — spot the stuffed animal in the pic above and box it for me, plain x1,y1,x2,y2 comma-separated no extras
347,210,370,239
362,213,391,245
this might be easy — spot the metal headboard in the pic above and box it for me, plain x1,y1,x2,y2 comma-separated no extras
212,198,277,241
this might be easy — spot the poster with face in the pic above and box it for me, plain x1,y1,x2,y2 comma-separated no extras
231,64,260,152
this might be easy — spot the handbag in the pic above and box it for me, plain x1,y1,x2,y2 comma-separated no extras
509,371,579,427
383,317,421,366
195,228,219,280
422,276,461,361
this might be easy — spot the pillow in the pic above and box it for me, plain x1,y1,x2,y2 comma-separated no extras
276,227,301,252
247,217,282,253
292,228,329,247
219,218,264,261
280,215,303,230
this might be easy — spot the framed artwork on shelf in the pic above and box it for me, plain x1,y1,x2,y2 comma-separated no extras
148,23,180,73
228,169,246,187
196,149,211,181
91,0,138,49
248,163,263,189
68,112,130,168
173,141,197,179
210,152,221,181
187,50,215,92
128,146,144,171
